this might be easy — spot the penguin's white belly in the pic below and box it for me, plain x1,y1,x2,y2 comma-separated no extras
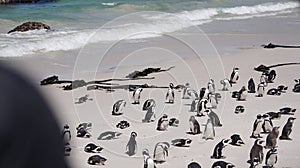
203,123,214,139
264,121,273,132
167,90,174,101
267,154,277,166
190,121,195,133
154,147,165,162
257,87,264,95
254,122,263,135
240,91,247,100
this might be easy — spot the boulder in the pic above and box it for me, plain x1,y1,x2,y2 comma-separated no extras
8,21,50,34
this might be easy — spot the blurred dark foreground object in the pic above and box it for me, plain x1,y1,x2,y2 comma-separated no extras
0,65,69,168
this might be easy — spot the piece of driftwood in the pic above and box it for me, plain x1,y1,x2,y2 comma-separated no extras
126,66,175,79
254,62,300,72
262,43,300,49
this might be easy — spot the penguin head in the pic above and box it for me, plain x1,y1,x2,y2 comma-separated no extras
257,114,262,119
255,139,264,145
189,116,195,121
131,132,137,138
169,83,174,88
185,139,192,144
288,117,296,122
64,124,69,129
270,148,278,154
226,163,235,168
142,149,150,156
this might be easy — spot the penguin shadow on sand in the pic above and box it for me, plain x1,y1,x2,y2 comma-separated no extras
97,131,122,140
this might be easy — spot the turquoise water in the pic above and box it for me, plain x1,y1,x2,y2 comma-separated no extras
0,0,298,57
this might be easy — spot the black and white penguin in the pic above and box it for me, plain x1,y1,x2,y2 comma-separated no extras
166,83,175,103
153,142,170,164
62,124,71,145
126,132,138,156
171,138,192,147
143,149,156,168
187,89,199,100
230,67,239,84
279,107,296,115
208,79,215,93
169,118,179,127
84,143,103,153
220,78,232,91
208,93,218,109
279,117,296,140
142,99,156,123
211,139,230,159
251,114,264,138
267,70,276,83
87,155,107,165
265,148,278,168
203,118,215,140
257,82,265,97
197,98,208,117
199,87,209,100
212,161,235,168
234,105,245,114
189,116,201,134
157,114,169,131
230,134,244,146
260,73,268,87
190,99,199,112
238,86,247,101
187,162,201,168
182,83,191,99
265,126,280,149
249,139,264,167
97,131,122,140
262,114,273,133
116,120,130,129
76,128,91,138
132,88,143,104
248,78,256,93
206,109,222,127
112,99,126,115
76,122,92,131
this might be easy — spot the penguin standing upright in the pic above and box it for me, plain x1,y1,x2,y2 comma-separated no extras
248,78,256,93
238,86,247,101
142,99,156,123
126,132,137,156
220,78,232,91
207,79,215,93
197,98,208,117
132,88,143,104
199,87,209,100
257,82,265,97
265,126,280,149
112,100,126,115
189,116,201,134
279,117,296,140
182,83,191,99
211,139,230,159
143,149,156,168
208,93,218,109
251,114,263,138
166,83,175,103
206,109,222,127
230,67,239,84
262,114,273,133
265,148,278,168
249,139,264,167
153,142,170,164
62,124,71,145
203,118,215,140
260,73,268,86
157,114,169,131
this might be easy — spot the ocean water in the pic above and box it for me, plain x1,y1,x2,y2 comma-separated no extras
0,0,299,57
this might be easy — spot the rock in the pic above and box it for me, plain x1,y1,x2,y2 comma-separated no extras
0,0,53,4
8,22,50,34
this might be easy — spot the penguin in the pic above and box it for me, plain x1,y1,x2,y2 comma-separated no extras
212,161,235,168
62,124,71,145
98,131,122,140
153,142,170,164
188,162,201,168
229,67,239,84
182,83,191,99
132,88,143,104
76,122,92,131
203,118,215,140
208,79,215,93
279,117,296,140
126,132,137,156
166,83,175,103
211,139,230,159
266,112,281,120
257,82,265,97
64,145,72,156
248,78,256,93
116,120,130,129
206,109,222,127
260,73,268,86
234,105,245,114
230,134,245,146
208,93,218,109
76,128,91,138
189,116,201,134
262,114,273,133
265,126,280,149
265,148,278,168
249,139,264,167
87,155,107,165
238,86,247,101
199,87,209,100
112,99,126,115
84,143,103,153
157,114,169,131
279,107,296,115
187,89,199,100
190,99,199,112
197,98,208,117
142,99,156,123
169,118,179,127
220,78,232,91
267,70,276,83
143,149,156,168
251,114,263,138
171,138,192,147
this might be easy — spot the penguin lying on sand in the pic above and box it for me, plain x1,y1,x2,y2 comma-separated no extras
171,138,192,147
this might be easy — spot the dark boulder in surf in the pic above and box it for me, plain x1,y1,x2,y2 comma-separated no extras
8,22,50,34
